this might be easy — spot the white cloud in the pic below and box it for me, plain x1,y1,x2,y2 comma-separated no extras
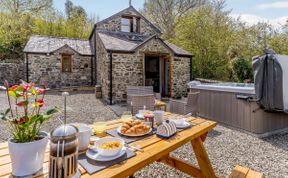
231,14,288,29
257,1,288,9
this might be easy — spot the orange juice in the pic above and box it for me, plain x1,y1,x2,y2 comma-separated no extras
121,111,132,122
93,122,106,136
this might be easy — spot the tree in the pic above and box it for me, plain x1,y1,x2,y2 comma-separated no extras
0,0,93,61
64,0,90,38
142,0,206,39
65,0,73,19
0,0,53,60
0,0,52,15
233,58,253,82
171,1,234,80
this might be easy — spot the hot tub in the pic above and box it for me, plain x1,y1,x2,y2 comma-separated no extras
189,82,288,136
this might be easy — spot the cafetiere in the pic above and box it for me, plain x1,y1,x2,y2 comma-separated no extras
49,92,80,178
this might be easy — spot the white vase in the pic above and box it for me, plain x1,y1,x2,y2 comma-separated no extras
8,132,48,177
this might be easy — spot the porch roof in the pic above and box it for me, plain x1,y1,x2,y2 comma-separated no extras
97,30,193,57
23,35,93,56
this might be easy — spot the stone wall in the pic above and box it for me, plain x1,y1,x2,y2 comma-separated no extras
172,57,191,96
112,53,144,101
96,33,110,101
0,63,25,85
110,38,172,101
96,36,190,102
96,8,159,36
28,46,92,88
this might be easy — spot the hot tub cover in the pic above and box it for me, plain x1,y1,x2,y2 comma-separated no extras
253,49,288,112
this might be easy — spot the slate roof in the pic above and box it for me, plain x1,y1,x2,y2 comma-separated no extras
97,30,192,57
164,41,192,57
24,35,93,56
98,30,150,51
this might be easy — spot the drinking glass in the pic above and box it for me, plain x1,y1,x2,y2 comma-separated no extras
93,121,106,136
121,111,133,122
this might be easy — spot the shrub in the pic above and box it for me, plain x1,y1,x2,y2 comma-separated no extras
233,58,253,82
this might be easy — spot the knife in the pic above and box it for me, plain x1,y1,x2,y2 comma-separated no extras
125,144,144,152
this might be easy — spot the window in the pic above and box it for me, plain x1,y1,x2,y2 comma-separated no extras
62,54,72,72
121,16,140,33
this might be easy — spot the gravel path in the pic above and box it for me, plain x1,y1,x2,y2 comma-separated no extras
0,91,287,177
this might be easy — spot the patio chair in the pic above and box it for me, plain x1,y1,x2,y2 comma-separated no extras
127,86,154,110
169,92,200,116
130,94,155,115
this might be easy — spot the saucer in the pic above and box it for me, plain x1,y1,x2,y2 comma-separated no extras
135,114,144,119
175,121,191,129
86,147,127,162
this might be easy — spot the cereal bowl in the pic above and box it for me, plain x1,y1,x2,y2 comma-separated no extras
95,137,124,157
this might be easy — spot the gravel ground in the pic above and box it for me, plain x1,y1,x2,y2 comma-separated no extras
1,91,288,177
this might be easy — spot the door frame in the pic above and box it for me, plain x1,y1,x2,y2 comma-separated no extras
143,53,172,97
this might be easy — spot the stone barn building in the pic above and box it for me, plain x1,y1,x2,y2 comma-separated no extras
24,6,193,104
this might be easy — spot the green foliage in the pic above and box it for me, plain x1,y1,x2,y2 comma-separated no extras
0,0,95,61
233,58,253,82
157,0,288,82
171,1,234,81
142,0,206,39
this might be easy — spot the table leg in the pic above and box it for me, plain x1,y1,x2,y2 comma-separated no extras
200,132,208,142
158,154,203,178
191,137,217,178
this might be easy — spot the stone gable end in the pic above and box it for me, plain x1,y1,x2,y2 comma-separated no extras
137,38,172,55
96,8,160,36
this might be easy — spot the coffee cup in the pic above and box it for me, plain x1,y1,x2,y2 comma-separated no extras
153,110,164,125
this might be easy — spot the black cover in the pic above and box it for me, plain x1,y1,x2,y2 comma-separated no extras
252,49,283,112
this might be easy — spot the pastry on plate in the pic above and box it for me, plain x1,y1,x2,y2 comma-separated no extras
120,120,151,135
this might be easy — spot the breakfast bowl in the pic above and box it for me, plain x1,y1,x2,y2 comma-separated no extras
95,137,124,157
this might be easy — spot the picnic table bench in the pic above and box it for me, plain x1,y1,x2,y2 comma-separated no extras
0,112,217,178
229,165,264,178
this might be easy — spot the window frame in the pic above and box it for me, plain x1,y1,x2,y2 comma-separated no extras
121,15,140,33
61,54,72,73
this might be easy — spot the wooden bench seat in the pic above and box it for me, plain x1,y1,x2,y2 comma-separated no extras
229,165,264,178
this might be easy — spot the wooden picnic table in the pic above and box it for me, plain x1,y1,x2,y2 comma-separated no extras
0,112,217,178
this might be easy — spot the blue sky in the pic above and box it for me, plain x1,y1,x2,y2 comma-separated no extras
53,0,288,27
53,0,146,19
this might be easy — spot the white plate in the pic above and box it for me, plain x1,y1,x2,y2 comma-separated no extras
117,126,152,137
135,114,144,119
175,121,191,129
86,147,127,162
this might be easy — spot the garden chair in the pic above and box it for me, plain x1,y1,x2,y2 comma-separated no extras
127,86,154,110
130,94,155,115
169,92,200,116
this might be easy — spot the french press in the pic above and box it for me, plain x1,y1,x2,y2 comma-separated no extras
49,92,80,178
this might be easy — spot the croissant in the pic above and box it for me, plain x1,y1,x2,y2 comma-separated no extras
120,119,151,135
122,123,130,129
135,128,144,135
124,121,133,127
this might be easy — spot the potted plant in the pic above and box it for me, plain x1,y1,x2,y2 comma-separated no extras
0,81,59,177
